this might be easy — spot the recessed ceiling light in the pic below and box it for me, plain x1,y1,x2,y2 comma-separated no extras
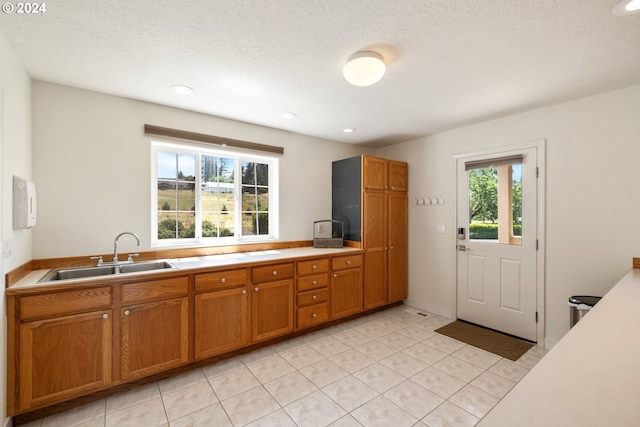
281,112,297,119
170,85,195,95
343,128,356,133
613,0,640,15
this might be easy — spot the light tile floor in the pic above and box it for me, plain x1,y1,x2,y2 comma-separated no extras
21,305,548,427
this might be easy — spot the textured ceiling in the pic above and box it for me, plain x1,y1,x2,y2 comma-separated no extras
1,1,639,147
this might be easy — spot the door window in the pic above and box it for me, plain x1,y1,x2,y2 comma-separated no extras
467,158,522,245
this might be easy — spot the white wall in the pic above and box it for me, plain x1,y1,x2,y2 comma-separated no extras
31,81,372,258
378,85,640,346
1,30,33,426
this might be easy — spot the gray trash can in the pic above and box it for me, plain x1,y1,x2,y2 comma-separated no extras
568,295,602,328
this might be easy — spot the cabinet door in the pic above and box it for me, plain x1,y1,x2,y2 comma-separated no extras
252,279,293,342
331,268,363,319
19,310,112,411
363,156,388,190
363,190,388,309
388,192,408,302
195,287,249,359
121,297,189,380
388,160,408,192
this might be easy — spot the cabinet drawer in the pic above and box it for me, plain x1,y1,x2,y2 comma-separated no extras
297,273,329,291
252,263,294,283
20,287,112,321
122,276,189,305
332,254,362,270
195,268,248,292
296,303,329,330
297,258,329,276
297,288,329,307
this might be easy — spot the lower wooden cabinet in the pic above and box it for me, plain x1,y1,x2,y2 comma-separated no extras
330,255,363,320
120,276,190,381
120,297,189,380
18,310,112,412
194,268,250,359
252,279,294,342
7,253,368,416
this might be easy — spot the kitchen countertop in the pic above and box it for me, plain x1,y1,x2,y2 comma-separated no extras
479,268,640,426
8,246,362,292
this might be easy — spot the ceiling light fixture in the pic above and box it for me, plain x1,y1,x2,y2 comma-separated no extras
343,128,356,133
281,112,297,119
613,0,640,15
343,51,386,87
170,85,195,95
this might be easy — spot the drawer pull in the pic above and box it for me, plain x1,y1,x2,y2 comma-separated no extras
312,313,317,318
333,273,337,278
124,309,131,316
347,260,351,265
221,277,226,283
242,289,247,295
254,287,260,292
272,270,278,276
312,265,317,270
312,295,317,300
312,280,317,285
102,313,109,319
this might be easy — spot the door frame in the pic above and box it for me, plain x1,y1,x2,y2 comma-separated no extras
452,139,546,345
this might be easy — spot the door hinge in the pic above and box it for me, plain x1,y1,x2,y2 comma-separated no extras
536,239,539,250
535,311,539,323
536,167,539,178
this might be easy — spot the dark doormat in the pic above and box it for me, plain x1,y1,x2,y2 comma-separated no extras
435,320,534,361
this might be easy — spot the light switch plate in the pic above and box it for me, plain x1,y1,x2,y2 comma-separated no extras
2,239,12,258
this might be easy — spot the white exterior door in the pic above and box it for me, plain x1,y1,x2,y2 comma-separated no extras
456,146,538,342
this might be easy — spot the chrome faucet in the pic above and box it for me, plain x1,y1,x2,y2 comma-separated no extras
113,232,141,263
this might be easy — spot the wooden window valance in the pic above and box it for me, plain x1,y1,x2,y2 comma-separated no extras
144,124,284,155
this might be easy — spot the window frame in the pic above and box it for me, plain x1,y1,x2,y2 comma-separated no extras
151,139,279,248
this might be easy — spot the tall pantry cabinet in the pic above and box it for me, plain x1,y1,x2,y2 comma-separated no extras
332,155,408,310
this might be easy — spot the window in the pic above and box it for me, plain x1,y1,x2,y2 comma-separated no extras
152,141,278,246
467,157,522,245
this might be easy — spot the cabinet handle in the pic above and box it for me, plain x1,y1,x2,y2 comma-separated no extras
312,313,317,318
124,310,130,316
312,265,317,270
333,273,337,278
391,186,394,190
312,295,317,300
272,270,278,276
390,246,394,250
346,260,351,265
242,289,247,295
254,287,259,292
312,280,317,285
221,277,226,283
384,246,388,250
102,313,109,319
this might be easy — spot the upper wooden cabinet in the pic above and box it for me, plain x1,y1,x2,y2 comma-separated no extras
388,160,408,192
363,156,408,192
363,156,388,190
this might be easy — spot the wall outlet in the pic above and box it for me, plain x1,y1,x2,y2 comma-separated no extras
2,239,12,258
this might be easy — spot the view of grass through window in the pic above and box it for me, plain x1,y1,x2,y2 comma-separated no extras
155,147,271,242
469,164,522,243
